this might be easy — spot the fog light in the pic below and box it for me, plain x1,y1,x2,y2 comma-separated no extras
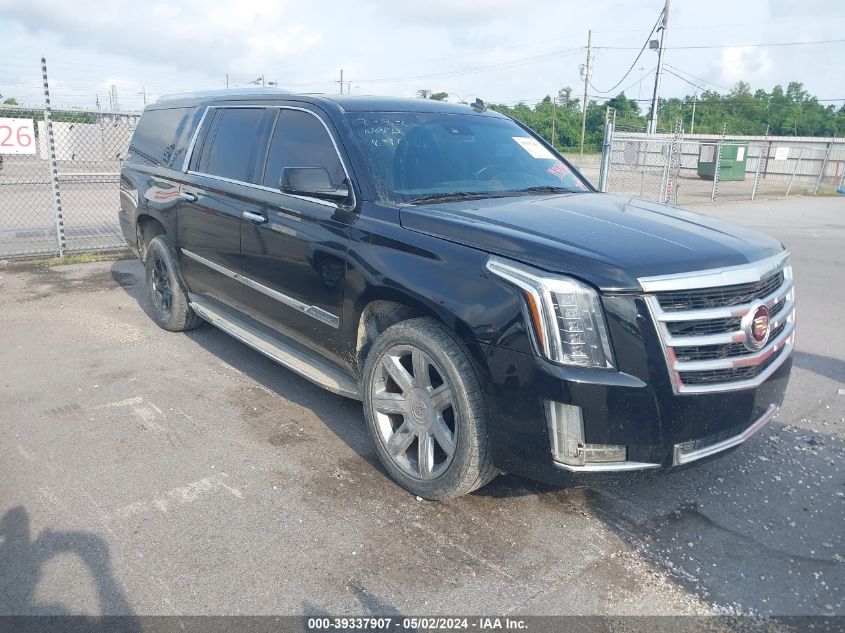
544,400,627,466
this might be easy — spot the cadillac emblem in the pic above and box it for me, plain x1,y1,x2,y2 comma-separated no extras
742,302,770,351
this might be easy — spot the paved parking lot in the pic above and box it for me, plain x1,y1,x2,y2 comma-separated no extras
0,196,842,617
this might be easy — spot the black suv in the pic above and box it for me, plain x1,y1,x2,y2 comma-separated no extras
119,89,794,499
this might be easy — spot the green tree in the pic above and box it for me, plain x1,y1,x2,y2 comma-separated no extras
488,79,838,153
416,90,448,101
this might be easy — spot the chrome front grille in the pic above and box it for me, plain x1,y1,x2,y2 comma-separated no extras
656,270,784,311
640,252,796,394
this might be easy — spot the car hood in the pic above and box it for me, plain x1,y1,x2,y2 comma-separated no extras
399,193,785,291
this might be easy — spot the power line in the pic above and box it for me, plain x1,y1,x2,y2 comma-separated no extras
663,68,707,93
590,17,831,34
663,64,728,91
595,37,845,50
587,94,845,104
619,67,657,95
588,11,663,94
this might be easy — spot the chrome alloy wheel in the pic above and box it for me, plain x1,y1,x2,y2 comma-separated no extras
370,344,457,480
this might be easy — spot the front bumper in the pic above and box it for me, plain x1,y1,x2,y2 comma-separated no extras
479,341,792,484
672,401,779,466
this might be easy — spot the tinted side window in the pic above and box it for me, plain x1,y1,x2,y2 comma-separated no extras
262,110,345,189
199,108,265,182
129,107,195,167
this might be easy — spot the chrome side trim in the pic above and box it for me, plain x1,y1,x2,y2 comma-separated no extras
181,106,209,173
638,251,790,293
180,249,340,329
184,171,337,209
554,460,660,473
673,403,779,465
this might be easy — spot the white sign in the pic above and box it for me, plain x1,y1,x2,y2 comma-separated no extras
774,146,790,161
736,147,745,161
0,118,36,155
512,136,555,160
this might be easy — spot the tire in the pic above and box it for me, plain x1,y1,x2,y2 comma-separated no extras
144,235,203,332
362,317,497,499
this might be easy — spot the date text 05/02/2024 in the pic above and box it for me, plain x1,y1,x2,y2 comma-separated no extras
306,617,528,630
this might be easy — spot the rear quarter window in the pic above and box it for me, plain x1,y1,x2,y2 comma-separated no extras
128,107,196,168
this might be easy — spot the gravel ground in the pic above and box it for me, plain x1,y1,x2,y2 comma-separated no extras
0,195,842,617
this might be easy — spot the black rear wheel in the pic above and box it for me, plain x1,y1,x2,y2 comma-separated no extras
144,235,203,332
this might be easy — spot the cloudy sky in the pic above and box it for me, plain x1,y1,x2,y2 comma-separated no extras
1,0,843,111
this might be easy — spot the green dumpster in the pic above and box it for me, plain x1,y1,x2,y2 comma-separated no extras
697,141,749,181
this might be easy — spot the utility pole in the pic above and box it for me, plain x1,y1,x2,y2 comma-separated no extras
226,73,229,89
337,69,344,95
551,97,556,149
690,90,697,134
648,0,670,134
580,29,592,155
138,86,147,105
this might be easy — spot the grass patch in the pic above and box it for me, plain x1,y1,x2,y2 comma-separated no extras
0,248,132,270
45,252,105,266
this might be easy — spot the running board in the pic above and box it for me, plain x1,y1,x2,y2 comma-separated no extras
188,296,361,400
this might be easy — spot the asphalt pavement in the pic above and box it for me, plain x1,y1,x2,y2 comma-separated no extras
0,195,842,617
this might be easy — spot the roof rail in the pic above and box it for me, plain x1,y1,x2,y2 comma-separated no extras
156,87,293,103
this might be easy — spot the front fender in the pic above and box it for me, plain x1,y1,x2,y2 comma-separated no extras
341,205,535,369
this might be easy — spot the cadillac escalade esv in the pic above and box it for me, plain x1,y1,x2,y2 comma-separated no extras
119,89,794,499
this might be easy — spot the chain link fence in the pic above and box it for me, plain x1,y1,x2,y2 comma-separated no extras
0,103,139,258
600,112,845,206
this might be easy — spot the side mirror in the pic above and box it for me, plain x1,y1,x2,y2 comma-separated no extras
280,167,349,202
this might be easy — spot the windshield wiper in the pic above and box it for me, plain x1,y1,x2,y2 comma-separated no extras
407,191,508,205
511,185,582,195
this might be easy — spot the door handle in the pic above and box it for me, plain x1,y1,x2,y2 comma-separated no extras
242,211,268,224
179,191,198,203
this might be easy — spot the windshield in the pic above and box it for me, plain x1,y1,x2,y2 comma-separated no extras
346,112,591,204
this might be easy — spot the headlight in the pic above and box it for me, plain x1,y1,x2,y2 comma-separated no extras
485,256,614,369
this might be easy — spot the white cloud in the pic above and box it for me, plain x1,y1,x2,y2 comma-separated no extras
362,0,542,26
0,0,322,77
718,46,774,86
0,0,842,111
